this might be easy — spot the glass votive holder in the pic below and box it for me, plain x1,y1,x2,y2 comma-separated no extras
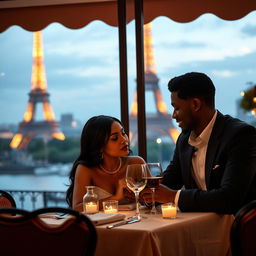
83,186,99,214
103,200,118,214
161,203,177,219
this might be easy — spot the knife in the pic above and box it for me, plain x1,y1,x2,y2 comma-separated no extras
106,217,141,229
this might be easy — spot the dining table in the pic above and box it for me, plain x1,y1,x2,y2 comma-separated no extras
43,209,234,256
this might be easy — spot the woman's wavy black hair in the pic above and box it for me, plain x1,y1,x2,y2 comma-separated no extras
66,115,124,207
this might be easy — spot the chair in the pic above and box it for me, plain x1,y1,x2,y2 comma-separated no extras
0,190,16,208
0,207,97,256
230,200,256,256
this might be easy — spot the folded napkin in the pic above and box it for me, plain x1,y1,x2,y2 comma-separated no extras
84,212,126,226
118,203,136,211
93,186,112,200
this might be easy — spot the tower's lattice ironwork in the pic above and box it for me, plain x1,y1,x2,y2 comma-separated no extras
129,23,180,145
10,31,65,150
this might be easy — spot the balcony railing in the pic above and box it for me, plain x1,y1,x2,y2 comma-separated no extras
7,190,68,210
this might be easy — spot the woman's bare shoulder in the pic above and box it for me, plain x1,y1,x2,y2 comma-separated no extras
124,156,146,164
76,163,93,177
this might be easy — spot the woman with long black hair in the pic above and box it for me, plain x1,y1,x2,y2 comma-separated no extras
66,115,145,212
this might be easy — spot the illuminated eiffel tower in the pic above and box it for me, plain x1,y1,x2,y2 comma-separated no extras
129,23,180,146
10,31,65,150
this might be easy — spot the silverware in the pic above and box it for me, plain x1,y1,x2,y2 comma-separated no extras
106,217,141,229
55,213,69,219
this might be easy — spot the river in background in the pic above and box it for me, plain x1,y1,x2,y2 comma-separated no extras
0,163,72,191
0,173,69,191
0,173,70,210
0,161,170,192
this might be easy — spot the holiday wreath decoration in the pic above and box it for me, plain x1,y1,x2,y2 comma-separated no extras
240,85,256,115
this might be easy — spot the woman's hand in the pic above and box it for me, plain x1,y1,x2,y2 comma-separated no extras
114,178,127,200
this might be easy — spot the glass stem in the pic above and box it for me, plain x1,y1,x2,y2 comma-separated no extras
151,188,157,214
134,190,140,217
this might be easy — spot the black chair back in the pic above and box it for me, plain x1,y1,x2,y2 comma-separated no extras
0,207,97,256
230,200,256,256
0,190,16,208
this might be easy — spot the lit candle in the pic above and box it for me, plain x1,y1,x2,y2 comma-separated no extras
103,200,118,214
85,202,98,214
104,205,117,213
104,205,118,214
161,203,177,219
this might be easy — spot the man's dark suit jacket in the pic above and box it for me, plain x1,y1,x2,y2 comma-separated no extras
162,111,256,214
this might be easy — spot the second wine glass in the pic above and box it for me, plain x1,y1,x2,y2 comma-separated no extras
143,163,163,214
126,164,147,219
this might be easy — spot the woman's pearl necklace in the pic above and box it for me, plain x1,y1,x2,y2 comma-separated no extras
100,158,122,175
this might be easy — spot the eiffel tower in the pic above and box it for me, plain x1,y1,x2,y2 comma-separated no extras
129,23,180,146
10,31,65,150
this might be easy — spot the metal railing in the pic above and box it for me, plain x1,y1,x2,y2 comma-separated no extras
7,190,68,210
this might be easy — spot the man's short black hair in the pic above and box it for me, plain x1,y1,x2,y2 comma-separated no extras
168,72,215,108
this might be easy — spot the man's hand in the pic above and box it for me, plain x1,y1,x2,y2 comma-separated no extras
141,184,177,203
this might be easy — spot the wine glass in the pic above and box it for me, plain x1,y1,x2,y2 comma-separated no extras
142,163,163,214
126,164,147,219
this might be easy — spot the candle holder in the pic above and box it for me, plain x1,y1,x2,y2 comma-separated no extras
161,203,177,219
103,200,118,214
83,186,99,214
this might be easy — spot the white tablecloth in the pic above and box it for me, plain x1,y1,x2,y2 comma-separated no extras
43,210,234,256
